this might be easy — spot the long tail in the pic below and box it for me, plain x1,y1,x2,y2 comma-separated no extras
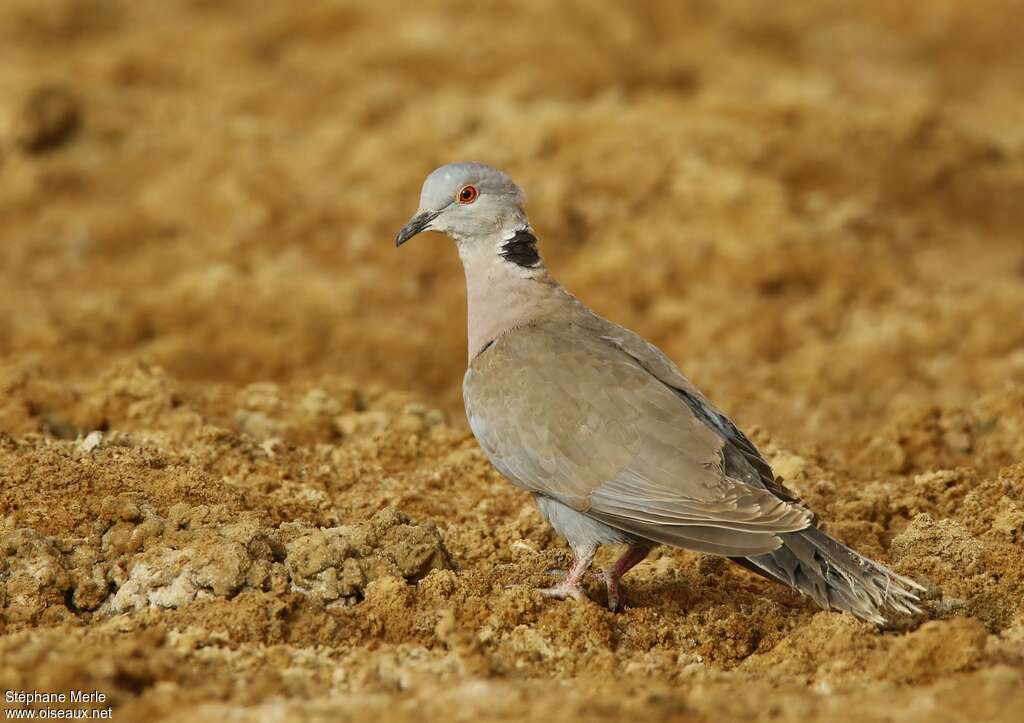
730,526,925,625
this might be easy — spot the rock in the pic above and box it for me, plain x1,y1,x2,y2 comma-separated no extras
334,410,391,437
890,513,984,574
990,497,1024,544
284,508,451,605
78,431,103,453
235,410,284,440
2,503,450,620
1,529,73,623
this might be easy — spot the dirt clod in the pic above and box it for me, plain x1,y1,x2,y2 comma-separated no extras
13,84,81,153
2,1,1024,721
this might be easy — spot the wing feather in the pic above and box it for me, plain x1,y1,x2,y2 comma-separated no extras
464,319,811,555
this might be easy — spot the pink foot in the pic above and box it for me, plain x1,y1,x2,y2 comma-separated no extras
537,546,596,603
595,569,624,612
597,544,651,613
538,580,587,601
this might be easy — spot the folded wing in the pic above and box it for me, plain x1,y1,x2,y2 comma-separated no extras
464,320,811,556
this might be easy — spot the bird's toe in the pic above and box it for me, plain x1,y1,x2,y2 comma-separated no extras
538,581,587,602
595,569,625,612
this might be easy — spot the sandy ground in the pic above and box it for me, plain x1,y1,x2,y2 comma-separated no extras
2,1,1024,721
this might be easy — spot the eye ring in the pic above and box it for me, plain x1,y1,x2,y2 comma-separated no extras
457,185,479,204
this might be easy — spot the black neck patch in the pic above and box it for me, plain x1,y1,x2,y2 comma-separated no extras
499,230,541,268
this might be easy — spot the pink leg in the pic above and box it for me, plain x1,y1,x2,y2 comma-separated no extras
539,544,596,601
598,544,651,612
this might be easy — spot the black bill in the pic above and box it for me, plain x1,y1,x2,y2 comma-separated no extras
395,210,440,247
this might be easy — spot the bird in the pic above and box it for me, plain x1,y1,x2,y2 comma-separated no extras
395,162,924,624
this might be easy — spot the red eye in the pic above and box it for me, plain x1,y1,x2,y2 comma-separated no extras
457,185,478,204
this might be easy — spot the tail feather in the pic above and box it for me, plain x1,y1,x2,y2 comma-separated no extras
731,526,924,625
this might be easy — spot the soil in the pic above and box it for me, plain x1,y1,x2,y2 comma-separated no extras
2,1,1023,721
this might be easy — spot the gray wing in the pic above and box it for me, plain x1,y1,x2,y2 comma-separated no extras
463,320,811,556
586,316,802,504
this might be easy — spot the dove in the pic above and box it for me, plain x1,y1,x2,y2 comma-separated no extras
396,162,923,623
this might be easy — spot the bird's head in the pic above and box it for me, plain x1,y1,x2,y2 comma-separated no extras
395,162,529,249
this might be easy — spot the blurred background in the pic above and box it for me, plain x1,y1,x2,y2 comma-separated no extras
2,0,1024,463
2,2,1024,721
